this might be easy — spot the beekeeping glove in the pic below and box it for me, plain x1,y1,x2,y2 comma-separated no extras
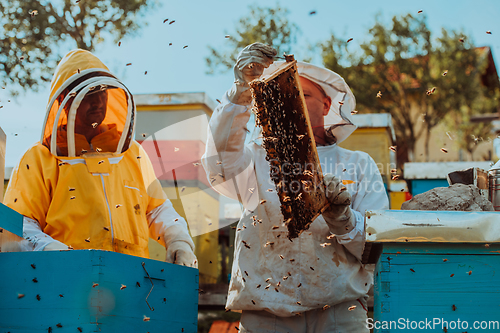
227,43,277,105
166,240,198,268
43,241,70,251
323,174,355,235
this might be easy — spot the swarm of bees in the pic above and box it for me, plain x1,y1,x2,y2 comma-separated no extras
250,60,328,239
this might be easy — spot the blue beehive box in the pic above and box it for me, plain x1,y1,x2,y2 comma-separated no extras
0,250,199,332
0,203,199,332
364,210,500,333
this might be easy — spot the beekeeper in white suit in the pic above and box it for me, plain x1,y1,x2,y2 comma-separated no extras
202,43,389,332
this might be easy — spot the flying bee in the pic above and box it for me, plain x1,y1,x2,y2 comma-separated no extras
248,188,255,193
95,147,102,152
279,255,284,260
377,91,382,98
92,283,99,288
323,305,330,310
320,242,331,247
183,45,188,49
265,284,270,290
391,175,400,180
169,20,175,25
347,38,353,43
310,267,314,271
98,160,104,164
417,9,423,13
265,277,272,283
85,237,90,242
296,301,302,305
389,146,397,152
92,123,98,128
441,148,448,153
103,226,109,231
70,196,76,200
442,70,448,76
115,204,121,208
256,284,261,288
283,276,288,280
260,199,267,204
143,316,150,322
486,30,492,34
348,305,356,311
351,110,358,115
272,225,279,230
120,284,127,290
251,300,255,305
338,101,344,105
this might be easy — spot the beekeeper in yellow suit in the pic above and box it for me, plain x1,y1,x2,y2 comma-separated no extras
3,49,197,267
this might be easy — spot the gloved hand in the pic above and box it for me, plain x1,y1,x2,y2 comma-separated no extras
227,43,277,105
323,174,356,235
43,241,70,251
166,241,198,268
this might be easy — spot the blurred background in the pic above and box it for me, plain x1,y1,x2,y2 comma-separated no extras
1,1,499,331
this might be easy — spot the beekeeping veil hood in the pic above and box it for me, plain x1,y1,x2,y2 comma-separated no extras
253,61,357,145
42,49,135,157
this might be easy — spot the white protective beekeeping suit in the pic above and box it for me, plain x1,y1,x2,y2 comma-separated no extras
202,61,389,317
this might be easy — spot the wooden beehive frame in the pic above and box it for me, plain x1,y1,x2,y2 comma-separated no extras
250,59,330,240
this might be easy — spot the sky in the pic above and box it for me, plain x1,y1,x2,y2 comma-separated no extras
1,0,499,168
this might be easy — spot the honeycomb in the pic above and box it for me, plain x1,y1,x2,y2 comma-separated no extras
250,60,329,240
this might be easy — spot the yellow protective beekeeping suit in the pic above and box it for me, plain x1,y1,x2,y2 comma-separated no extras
4,50,168,257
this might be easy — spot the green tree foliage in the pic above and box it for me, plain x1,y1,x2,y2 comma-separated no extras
0,0,156,94
205,4,299,74
320,13,499,163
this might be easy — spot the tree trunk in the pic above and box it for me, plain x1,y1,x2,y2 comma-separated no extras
424,127,431,162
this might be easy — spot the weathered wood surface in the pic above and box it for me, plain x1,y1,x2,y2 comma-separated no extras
0,250,199,332
373,243,500,332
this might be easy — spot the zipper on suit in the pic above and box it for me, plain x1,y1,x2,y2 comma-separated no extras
99,174,115,244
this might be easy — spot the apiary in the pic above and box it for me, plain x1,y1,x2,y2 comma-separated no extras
364,210,500,333
0,204,199,332
249,58,329,240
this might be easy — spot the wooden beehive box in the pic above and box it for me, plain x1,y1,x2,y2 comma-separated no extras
373,243,500,332
364,210,500,332
0,250,199,332
249,59,329,239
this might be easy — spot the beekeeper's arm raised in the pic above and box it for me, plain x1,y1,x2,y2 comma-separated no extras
202,43,277,206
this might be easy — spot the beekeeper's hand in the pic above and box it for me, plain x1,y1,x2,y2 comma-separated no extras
323,174,355,235
227,43,277,105
166,241,198,268
42,241,70,251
